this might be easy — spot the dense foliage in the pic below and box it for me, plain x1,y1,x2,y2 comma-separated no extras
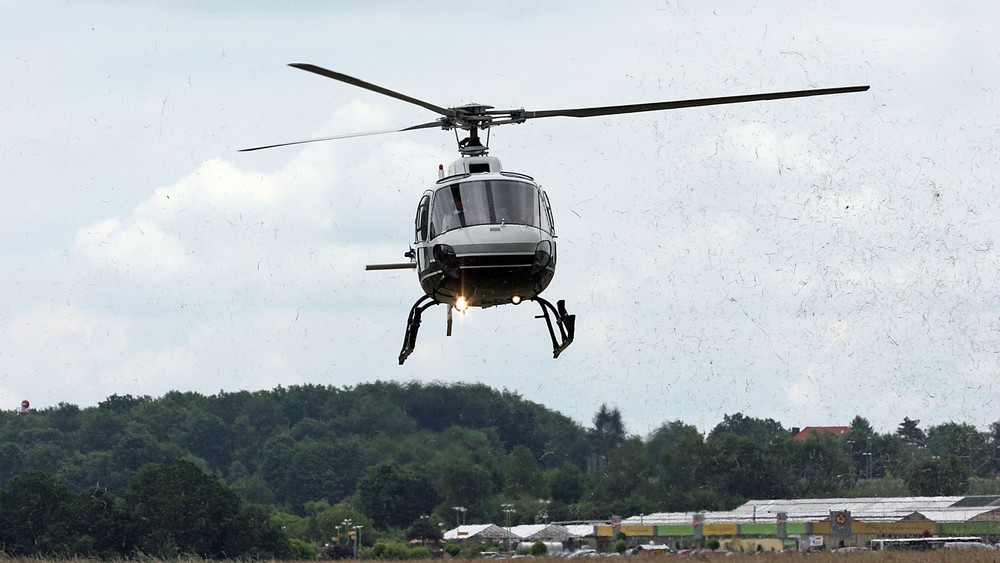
3,381,1000,558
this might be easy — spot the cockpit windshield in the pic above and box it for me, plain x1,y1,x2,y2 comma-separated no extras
431,179,541,236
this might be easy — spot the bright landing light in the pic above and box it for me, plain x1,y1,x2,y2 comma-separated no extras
455,296,469,312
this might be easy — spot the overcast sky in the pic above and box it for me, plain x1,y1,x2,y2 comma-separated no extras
3,1,998,437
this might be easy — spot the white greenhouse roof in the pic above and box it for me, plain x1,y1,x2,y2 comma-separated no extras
622,496,1000,525
444,523,595,541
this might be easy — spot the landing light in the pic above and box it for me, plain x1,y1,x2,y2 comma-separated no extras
511,295,522,305
455,296,469,312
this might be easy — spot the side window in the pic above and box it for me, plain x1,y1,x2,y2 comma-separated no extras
415,194,430,242
540,191,555,236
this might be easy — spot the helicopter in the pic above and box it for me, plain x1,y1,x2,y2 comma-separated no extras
242,63,869,364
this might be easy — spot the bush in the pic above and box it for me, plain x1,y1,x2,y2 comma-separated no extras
614,539,627,554
372,541,414,560
410,546,432,559
288,538,315,559
530,541,548,556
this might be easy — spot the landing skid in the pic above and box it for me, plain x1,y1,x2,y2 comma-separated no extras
397,295,576,364
398,294,437,365
532,296,576,359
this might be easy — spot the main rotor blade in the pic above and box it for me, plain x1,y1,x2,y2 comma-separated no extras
239,120,442,152
521,85,870,120
290,63,456,118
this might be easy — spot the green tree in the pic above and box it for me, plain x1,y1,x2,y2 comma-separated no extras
707,413,785,444
257,432,296,493
704,432,787,504
926,422,988,477
57,450,113,491
47,402,83,434
77,407,127,452
438,457,497,519
905,455,970,496
649,421,708,511
548,462,584,505
282,438,366,510
504,445,547,498
126,459,248,557
111,425,182,473
73,486,136,558
988,421,1000,474
590,404,626,457
20,441,70,474
848,415,874,435
588,437,658,514
787,433,853,496
406,516,443,543
0,471,79,556
869,433,906,478
896,417,926,447
179,410,230,467
219,503,291,559
357,462,439,529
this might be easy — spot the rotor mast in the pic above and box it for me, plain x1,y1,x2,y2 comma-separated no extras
450,104,494,156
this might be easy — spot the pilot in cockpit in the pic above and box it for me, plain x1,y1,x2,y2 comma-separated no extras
438,196,463,233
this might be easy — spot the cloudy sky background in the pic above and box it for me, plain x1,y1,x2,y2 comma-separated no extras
3,1,998,436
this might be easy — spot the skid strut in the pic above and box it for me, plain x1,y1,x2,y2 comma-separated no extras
398,294,439,365
397,294,576,364
532,296,576,358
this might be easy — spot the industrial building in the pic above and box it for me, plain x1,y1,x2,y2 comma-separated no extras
607,496,1000,551
444,496,1000,552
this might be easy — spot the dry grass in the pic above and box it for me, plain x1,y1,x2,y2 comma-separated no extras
1,554,999,562
685,552,999,561
479,554,1000,563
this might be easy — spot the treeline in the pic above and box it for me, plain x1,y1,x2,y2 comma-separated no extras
3,381,1000,558
0,461,288,558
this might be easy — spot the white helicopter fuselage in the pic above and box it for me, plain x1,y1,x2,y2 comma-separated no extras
412,156,557,309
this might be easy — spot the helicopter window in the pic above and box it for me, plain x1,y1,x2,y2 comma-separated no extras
415,194,430,242
491,181,539,226
540,191,554,235
430,180,541,237
431,184,467,236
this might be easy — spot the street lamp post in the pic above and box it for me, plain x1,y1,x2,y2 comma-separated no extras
353,525,363,560
502,503,516,554
538,499,552,525
452,506,467,528
342,519,353,556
